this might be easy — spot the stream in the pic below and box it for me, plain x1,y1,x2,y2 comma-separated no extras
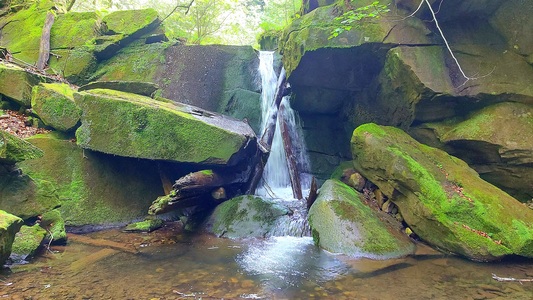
1,226,533,299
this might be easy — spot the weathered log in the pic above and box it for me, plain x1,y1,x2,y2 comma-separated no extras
306,176,318,210
279,100,303,199
36,11,55,71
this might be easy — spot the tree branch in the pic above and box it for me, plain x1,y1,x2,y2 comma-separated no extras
160,0,195,24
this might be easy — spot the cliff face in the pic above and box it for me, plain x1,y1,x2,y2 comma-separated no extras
279,0,533,200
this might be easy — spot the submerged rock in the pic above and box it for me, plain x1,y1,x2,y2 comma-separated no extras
31,83,81,132
0,210,23,266
308,179,415,259
123,218,164,233
205,195,294,238
351,123,533,261
74,89,257,166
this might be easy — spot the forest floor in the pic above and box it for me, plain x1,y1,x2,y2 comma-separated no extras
0,109,50,138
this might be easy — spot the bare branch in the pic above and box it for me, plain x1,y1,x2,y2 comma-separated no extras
160,0,195,24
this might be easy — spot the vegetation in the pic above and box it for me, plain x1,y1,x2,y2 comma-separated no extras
329,1,390,39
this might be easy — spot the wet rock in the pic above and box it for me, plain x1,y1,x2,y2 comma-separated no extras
123,218,164,233
74,89,257,166
351,123,533,261
0,210,23,266
308,179,415,259
205,195,293,238
31,83,81,132
40,208,67,244
10,224,46,262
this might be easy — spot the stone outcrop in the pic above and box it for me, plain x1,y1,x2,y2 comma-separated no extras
0,63,43,107
0,210,23,266
74,89,257,166
0,130,43,164
308,179,415,259
18,133,166,228
351,123,533,261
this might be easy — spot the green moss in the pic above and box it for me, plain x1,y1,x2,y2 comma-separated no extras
0,130,44,164
308,179,414,258
74,89,249,164
351,123,533,260
41,209,67,244
0,210,23,265
31,83,81,132
51,11,101,49
123,218,163,232
102,9,159,36
0,63,43,106
11,224,46,258
47,48,97,84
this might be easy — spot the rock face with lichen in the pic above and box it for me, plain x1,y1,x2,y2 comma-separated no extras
74,89,257,165
308,179,415,259
351,123,533,261
0,210,24,266
279,0,533,185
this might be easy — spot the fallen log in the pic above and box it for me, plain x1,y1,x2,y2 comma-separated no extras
279,100,303,199
36,11,55,71
306,176,318,210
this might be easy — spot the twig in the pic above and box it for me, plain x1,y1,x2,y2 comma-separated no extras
492,273,533,283
160,0,195,24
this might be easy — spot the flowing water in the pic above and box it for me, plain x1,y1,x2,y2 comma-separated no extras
3,52,533,299
2,227,533,299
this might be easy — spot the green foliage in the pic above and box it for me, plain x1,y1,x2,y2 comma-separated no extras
329,1,390,39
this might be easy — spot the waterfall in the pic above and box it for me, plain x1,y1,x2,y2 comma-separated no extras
256,51,311,201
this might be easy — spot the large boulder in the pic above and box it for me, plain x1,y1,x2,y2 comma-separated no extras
205,195,296,238
308,179,415,259
0,130,43,164
74,89,257,166
411,102,533,201
18,133,165,228
0,210,23,266
31,83,81,132
0,63,43,107
351,123,533,261
491,0,533,57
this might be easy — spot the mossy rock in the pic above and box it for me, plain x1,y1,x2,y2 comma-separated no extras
31,83,81,132
78,81,159,97
123,218,163,233
413,102,533,201
74,89,256,165
205,195,293,238
308,179,415,259
10,224,46,262
40,208,67,244
0,130,44,164
0,210,23,266
47,48,97,84
0,63,43,106
50,11,101,49
351,123,533,261
18,133,165,228
0,170,60,220
0,1,55,64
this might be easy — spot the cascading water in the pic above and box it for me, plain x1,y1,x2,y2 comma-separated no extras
254,51,311,237
256,51,311,200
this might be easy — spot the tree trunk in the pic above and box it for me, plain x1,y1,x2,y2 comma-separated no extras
279,100,303,199
36,11,55,71
306,176,318,210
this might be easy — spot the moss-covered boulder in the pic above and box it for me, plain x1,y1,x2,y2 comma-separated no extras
308,179,415,259
0,63,43,106
10,224,46,262
95,9,160,60
351,123,533,261
0,168,60,220
412,102,533,202
74,89,256,165
18,133,165,228
31,83,81,132
123,218,163,233
40,208,67,244
0,210,23,266
0,130,43,164
205,195,294,238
